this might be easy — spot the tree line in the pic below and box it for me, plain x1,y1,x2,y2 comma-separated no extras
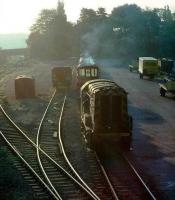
27,1,175,61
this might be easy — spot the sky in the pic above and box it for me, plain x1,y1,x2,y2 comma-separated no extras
0,0,174,33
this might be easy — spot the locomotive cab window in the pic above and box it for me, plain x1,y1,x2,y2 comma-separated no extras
79,68,85,77
91,68,98,77
86,68,91,77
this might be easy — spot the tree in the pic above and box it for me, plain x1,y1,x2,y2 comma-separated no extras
111,4,143,31
142,9,160,56
110,4,145,59
78,8,97,24
27,1,76,59
76,7,115,58
57,0,67,21
27,2,175,61
156,6,175,57
30,9,57,33
47,1,75,58
97,7,107,17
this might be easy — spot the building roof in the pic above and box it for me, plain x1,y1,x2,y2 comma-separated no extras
139,57,157,61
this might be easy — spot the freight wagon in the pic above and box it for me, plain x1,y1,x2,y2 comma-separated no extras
52,67,72,88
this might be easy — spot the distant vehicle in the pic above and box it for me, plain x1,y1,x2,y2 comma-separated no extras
75,56,99,88
129,59,138,72
52,67,72,88
159,76,175,97
129,64,138,72
80,79,132,151
158,58,174,75
139,57,159,79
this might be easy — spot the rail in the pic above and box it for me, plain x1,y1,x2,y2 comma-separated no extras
123,154,157,200
0,131,60,200
58,96,101,200
94,152,119,200
0,103,95,189
95,149,157,200
0,91,100,199
36,90,62,199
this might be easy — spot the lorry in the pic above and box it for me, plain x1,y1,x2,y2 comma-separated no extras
139,57,159,79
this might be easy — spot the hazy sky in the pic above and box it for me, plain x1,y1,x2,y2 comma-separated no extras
0,0,174,33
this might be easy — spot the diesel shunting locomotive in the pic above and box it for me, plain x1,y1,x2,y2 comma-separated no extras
80,79,132,151
75,55,99,88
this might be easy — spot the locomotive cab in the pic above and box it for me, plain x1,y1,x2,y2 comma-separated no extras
75,56,99,88
76,66,99,88
80,79,132,151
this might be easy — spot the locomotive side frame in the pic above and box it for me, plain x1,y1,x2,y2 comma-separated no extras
80,79,132,151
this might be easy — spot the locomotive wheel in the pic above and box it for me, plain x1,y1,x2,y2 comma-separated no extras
160,87,166,97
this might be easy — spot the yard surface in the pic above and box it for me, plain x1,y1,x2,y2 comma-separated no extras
0,58,175,199
100,61,175,200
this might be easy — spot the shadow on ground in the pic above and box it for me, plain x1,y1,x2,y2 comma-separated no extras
127,105,175,200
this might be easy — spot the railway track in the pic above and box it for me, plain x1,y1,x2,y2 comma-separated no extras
37,90,100,199
0,115,59,199
0,90,101,200
0,89,158,200
96,150,157,200
60,91,116,199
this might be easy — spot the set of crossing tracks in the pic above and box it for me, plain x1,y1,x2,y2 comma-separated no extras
0,89,158,200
